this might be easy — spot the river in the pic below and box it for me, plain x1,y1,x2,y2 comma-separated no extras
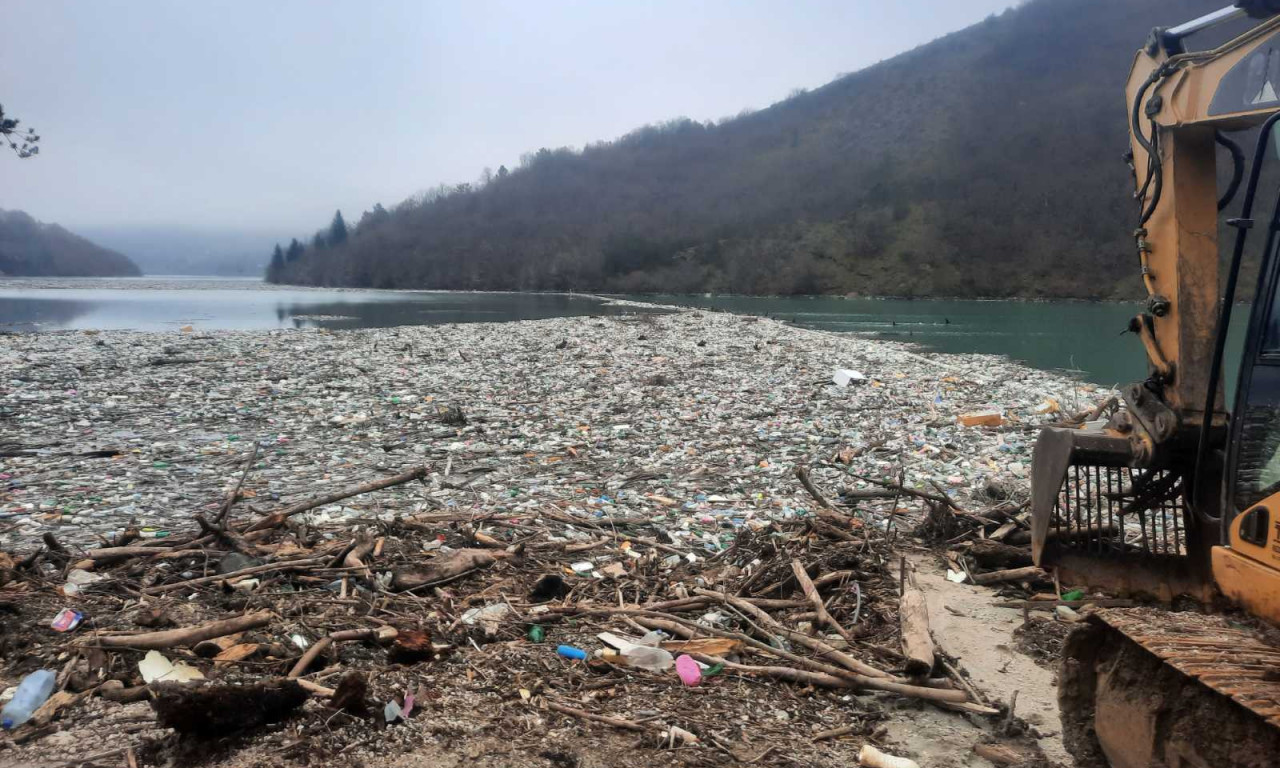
0,278,1247,388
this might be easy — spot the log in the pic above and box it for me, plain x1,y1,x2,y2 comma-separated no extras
969,566,1049,586
965,539,1033,568
1005,524,1118,547
899,577,935,678
244,465,430,532
95,610,273,650
390,548,502,591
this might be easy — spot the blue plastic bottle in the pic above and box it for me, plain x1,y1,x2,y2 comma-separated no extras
556,645,588,660
1,670,56,729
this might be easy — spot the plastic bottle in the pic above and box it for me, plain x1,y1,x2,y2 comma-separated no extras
556,645,588,660
2,670,56,729
621,645,674,672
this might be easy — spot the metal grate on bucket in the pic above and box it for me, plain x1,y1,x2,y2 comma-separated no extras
1050,465,1188,557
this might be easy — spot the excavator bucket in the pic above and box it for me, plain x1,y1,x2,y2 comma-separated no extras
1030,426,1213,599
1030,427,1133,563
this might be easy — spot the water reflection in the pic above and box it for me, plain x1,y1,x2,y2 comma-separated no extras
0,297,97,332
0,285,661,333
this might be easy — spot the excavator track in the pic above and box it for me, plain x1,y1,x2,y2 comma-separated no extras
1060,607,1280,768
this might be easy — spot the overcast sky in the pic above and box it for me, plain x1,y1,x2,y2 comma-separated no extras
1,0,1014,236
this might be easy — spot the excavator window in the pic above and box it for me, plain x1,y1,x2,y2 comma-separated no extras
1230,190,1280,511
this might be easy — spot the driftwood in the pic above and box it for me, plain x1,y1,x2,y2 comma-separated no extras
390,548,505,591
795,466,833,508
791,559,854,643
1005,524,1118,546
973,743,1024,766
244,465,430,532
964,539,1033,568
142,557,326,595
969,566,1049,586
95,610,273,650
994,598,1135,611
342,538,376,575
899,568,935,678
288,626,397,678
214,443,260,525
693,588,890,679
688,653,967,703
858,744,920,768
545,701,648,732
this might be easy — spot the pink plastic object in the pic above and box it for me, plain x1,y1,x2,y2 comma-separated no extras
675,654,702,686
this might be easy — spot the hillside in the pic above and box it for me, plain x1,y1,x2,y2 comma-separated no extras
270,0,1225,298
0,210,141,277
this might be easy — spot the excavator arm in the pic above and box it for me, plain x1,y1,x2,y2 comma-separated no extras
1030,3,1280,594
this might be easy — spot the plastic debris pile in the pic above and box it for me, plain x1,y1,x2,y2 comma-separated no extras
0,306,1096,766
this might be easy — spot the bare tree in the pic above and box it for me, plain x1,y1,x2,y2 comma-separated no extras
0,104,39,158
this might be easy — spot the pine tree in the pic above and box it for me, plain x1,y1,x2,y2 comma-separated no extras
329,210,348,246
266,243,285,283
286,238,304,262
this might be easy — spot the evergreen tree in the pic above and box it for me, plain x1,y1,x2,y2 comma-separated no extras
266,243,285,283
328,210,348,246
497,164,508,179
286,238,304,262
312,231,327,250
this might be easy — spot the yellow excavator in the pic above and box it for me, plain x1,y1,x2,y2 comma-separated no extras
1030,2,1280,766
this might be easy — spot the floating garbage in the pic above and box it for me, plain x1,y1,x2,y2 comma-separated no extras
0,295,1104,764
832,369,867,387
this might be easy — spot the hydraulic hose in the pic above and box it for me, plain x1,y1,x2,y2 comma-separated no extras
1217,131,1245,211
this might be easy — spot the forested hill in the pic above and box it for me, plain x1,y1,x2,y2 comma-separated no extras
0,210,141,277
270,0,1223,298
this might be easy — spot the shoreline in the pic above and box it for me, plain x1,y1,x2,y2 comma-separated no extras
1,275,1143,304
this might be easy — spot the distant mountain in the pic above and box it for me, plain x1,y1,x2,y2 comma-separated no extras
0,210,141,277
76,226,288,277
270,0,1224,298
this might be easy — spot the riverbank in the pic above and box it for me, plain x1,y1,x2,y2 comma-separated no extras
0,307,1091,767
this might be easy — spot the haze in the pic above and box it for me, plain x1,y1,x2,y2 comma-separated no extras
1,0,1014,241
